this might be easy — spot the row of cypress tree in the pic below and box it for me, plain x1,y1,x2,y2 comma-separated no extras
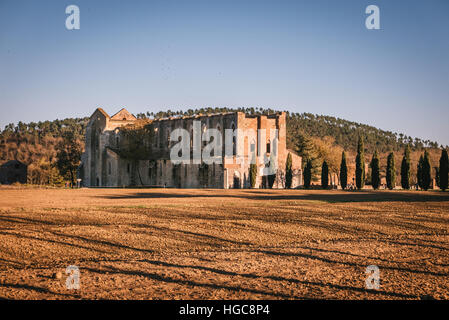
338,137,449,191
284,140,448,191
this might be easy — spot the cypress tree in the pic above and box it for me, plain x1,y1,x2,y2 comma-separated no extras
386,152,396,190
285,153,293,189
439,149,448,191
304,159,312,189
355,136,365,189
321,161,329,189
340,151,348,190
267,153,277,188
249,163,257,188
435,167,440,188
417,155,424,189
400,145,411,190
267,173,276,189
422,150,432,190
370,150,380,190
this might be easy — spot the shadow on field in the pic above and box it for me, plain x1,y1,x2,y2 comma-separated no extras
256,249,449,278
97,190,449,203
83,259,420,299
0,282,76,298
84,265,304,299
0,229,112,256
138,259,425,298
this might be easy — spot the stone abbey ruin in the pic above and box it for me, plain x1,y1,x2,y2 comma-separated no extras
80,108,302,188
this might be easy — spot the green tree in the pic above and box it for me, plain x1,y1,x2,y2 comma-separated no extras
439,149,448,191
267,153,277,189
340,151,348,190
355,136,365,189
295,132,319,180
321,160,329,189
401,145,411,190
285,153,293,189
56,131,83,186
417,155,424,189
370,150,380,190
249,162,257,188
304,159,312,189
386,152,396,190
435,167,440,188
422,150,432,190
267,173,276,188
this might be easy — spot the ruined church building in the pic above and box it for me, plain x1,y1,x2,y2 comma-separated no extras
81,108,302,188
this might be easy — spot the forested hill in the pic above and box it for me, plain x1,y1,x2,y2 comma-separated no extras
0,117,89,166
0,118,89,184
285,112,443,153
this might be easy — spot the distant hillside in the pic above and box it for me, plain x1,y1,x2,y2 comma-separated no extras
286,112,443,153
0,107,445,184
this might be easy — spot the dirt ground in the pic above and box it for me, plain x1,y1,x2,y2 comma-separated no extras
0,186,448,300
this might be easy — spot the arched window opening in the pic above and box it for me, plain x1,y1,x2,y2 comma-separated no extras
202,124,207,147
154,127,158,147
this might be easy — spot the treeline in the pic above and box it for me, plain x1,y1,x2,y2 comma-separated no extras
1,118,88,139
0,118,87,185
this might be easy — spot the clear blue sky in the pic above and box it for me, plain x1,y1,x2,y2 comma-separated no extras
1,0,448,145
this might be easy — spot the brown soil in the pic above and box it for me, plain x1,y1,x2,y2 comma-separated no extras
0,186,448,300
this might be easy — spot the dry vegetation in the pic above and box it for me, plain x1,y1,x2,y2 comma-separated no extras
0,187,448,300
